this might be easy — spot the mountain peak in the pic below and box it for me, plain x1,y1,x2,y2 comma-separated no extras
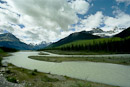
114,27,130,38
0,33,20,42
0,33,34,50
48,30,100,48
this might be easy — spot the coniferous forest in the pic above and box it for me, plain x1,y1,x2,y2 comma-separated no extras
59,37,130,53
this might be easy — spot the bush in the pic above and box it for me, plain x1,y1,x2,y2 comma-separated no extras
0,57,2,66
6,70,11,74
34,69,38,72
31,69,38,76
41,75,59,82
31,71,37,76
0,47,17,52
6,76,17,83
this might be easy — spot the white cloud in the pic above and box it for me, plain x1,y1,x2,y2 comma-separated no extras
0,0,78,44
1,0,130,44
73,10,130,32
77,11,104,31
70,0,90,15
116,0,130,6
104,11,130,30
6,0,78,31
0,7,20,24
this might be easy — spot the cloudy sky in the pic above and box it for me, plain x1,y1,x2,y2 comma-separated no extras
0,0,130,44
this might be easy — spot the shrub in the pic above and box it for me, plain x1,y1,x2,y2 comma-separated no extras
34,69,38,72
6,70,11,74
6,76,17,83
31,71,37,76
41,75,59,82
0,57,2,66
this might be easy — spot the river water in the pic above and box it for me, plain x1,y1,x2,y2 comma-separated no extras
3,51,130,87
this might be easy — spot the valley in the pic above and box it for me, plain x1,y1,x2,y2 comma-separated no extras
1,51,130,87
1,0,130,87
0,27,130,87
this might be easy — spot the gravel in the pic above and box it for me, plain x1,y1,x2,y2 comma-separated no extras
0,68,24,87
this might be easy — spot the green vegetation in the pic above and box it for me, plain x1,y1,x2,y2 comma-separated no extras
55,37,130,53
40,27,130,54
39,52,49,55
45,31,100,48
0,48,4,53
0,47,18,52
71,82,92,87
0,56,2,66
29,56,130,65
0,48,6,66
0,47,17,66
6,76,17,83
41,75,59,82
44,50,113,55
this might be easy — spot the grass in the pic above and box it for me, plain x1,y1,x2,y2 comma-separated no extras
44,50,114,55
0,57,2,66
4,64,60,86
0,49,10,66
41,75,59,82
39,52,49,55
59,38,121,48
44,37,130,54
6,76,17,83
29,56,130,65
2,64,118,87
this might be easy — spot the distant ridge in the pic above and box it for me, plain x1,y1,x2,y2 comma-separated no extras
114,27,130,38
0,33,32,50
47,30,100,48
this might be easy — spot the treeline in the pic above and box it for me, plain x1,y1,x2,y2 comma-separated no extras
59,37,130,53
0,47,18,52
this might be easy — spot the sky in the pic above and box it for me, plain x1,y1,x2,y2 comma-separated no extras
0,0,130,44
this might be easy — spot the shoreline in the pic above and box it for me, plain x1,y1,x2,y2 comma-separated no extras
0,64,118,87
0,51,126,87
43,50,130,55
29,51,130,65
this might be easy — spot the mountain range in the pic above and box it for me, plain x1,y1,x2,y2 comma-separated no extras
32,41,52,50
0,33,51,50
52,27,130,53
114,27,130,38
0,27,129,50
47,27,127,48
0,33,33,50
48,30,100,48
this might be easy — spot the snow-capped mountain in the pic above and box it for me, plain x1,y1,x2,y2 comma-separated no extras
91,27,125,37
33,41,52,50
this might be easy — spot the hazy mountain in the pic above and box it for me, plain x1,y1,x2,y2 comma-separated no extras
0,33,33,50
0,33,20,42
47,30,100,48
114,27,130,38
33,41,52,50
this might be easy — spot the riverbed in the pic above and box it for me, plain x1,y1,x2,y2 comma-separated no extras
3,51,130,87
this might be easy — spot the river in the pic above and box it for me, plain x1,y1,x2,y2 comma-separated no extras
3,51,130,87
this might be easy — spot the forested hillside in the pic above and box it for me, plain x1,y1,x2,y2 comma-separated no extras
58,37,130,53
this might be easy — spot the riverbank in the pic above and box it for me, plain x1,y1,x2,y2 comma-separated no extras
29,51,130,65
43,50,115,55
0,52,10,66
0,51,119,87
0,64,117,87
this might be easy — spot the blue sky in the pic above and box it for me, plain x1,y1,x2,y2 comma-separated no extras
88,0,130,16
0,0,130,44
